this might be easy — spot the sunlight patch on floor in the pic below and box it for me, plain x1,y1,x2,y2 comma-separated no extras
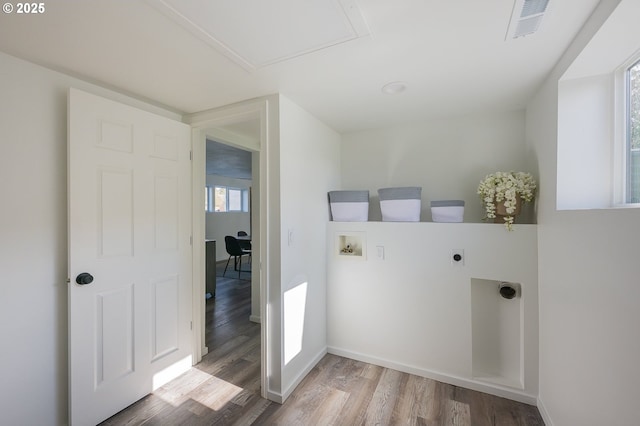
154,367,213,406
152,355,193,391
154,367,244,412
190,375,244,410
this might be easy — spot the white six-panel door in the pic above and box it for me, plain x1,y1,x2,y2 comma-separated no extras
68,88,192,425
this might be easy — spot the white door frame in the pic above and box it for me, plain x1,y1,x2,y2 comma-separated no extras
187,97,271,399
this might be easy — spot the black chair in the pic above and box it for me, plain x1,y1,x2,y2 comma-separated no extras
223,236,251,279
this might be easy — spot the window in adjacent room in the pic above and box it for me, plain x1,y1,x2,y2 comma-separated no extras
207,185,249,212
214,186,227,212
228,188,242,211
626,59,640,203
205,186,212,212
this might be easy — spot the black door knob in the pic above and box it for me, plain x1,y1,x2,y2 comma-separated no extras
76,273,94,285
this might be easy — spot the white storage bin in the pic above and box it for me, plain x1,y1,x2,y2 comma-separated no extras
431,200,465,223
328,190,369,221
378,187,422,222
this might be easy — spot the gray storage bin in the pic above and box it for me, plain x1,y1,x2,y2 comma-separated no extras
430,200,465,223
377,187,422,222
328,190,369,221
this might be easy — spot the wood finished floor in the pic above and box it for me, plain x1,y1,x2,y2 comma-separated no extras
101,260,544,426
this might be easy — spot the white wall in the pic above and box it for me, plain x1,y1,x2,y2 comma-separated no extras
0,52,181,425
205,174,251,261
557,75,613,210
526,1,640,424
327,222,539,404
340,111,533,224
277,95,341,400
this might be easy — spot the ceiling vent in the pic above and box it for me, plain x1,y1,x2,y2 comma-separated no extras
505,0,550,39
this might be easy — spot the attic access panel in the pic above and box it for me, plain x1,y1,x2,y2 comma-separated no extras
151,0,370,70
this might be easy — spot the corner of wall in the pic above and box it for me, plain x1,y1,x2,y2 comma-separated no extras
537,396,555,426
280,347,328,403
527,2,628,425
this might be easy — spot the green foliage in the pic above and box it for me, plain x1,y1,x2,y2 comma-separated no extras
629,62,640,202
630,62,640,150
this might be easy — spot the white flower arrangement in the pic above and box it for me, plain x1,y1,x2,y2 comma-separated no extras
477,171,537,231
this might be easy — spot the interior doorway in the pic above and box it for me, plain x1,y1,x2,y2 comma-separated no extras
204,138,253,278
202,135,260,399
204,137,256,347
188,98,270,400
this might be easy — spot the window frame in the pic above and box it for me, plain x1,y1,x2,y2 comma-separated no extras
205,185,249,213
227,187,243,212
625,58,640,203
205,186,212,212
613,52,640,206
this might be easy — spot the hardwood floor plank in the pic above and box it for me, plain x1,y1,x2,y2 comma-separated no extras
336,361,384,426
99,394,170,426
307,387,350,426
216,357,262,393
189,375,244,412
443,399,471,426
363,367,404,426
390,373,429,425
152,368,213,407
250,399,282,425
211,391,271,426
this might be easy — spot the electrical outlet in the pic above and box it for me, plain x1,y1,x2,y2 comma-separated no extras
451,249,464,266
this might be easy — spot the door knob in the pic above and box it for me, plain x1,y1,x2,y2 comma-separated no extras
76,273,94,285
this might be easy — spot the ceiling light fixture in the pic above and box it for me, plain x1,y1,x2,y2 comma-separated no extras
381,81,407,95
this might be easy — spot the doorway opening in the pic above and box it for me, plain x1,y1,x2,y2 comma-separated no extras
189,98,270,400
203,137,259,385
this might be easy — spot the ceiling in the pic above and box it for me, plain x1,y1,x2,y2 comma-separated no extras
0,0,600,133
206,140,252,179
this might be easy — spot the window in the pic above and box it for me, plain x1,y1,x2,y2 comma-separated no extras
205,186,212,212
555,2,640,210
205,185,249,212
228,188,242,211
626,59,640,203
214,186,227,212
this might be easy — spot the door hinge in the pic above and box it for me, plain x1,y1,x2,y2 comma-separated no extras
189,151,192,161
190,235,193,246
190,321,193,330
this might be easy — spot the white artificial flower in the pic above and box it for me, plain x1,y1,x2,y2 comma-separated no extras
477,171,537,231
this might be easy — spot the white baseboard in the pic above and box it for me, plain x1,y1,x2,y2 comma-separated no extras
537,396,554,426
279,347,328,403
265,389,284,404
327,346,538,406
249,315,261,323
